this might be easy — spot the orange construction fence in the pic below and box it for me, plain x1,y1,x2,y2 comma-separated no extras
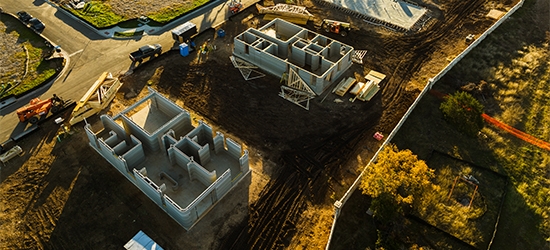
481,114,550,151
429,89,550,151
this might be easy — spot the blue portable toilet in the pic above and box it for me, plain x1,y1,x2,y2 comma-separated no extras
179,43,189,57
217,29,225,38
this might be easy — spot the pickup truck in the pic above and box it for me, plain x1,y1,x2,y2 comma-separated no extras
129,44,162,63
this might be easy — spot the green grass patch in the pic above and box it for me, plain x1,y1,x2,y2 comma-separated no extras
148,0,211,24
392,35,550,250
416,152,507,249
64,0,210,28
332,0,549,248
3,44,58,97
114,30,144,38
1,14,60,99
65,1,126,28
405,216,476,250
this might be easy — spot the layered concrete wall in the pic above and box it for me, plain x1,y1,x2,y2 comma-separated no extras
134,169,164,206
86,126,139,176
115,91,193,152
213,132,225,153
86,88,251,230
239,150,250,177
168,144,217,186
188,161,216,186
233,18,354,95
119,136,145,170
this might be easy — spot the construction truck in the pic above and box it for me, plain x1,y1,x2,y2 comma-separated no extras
321,19,351,37
69,72,123,126
16,94,70,124
129,44,162,63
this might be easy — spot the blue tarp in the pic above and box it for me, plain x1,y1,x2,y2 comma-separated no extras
124,231,164,250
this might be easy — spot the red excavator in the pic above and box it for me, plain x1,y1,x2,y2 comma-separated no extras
16,94,67,124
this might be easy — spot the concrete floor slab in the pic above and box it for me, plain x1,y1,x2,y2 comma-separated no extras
142,150,209,209
321,0,427,30
131,102,173,134
203,151,243,180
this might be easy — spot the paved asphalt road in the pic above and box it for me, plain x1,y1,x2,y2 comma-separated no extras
0,0,250,144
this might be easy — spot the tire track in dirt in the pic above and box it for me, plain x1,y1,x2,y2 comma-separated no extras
376,0,485,131
220,0,489,249
222,115,378,249
0,140,80,249
381,0,485,111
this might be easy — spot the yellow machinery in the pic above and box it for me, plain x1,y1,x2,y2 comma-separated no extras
69,72,123,126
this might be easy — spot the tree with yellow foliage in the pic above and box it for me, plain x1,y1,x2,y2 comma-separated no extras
361,144,437,249
362,144,436,220
361,144,436,207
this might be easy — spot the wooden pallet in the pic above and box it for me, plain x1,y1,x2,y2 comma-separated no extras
263,14,309,25
332,77,356,96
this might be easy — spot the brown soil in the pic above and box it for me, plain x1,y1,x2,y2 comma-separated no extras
0,0,518,249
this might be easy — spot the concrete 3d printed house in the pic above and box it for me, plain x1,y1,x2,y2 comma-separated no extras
85,88,250,230
233,18,354,95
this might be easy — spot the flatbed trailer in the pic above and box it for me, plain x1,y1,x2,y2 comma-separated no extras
69,72,123,126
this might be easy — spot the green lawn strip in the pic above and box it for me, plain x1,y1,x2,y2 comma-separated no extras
65,1,125,28
489,186,548,249
1,14,58,99
405,215,476,250
417,152,507,249
386,84,548,249
148,0,211,24
64,0,210,28
5,44,56,97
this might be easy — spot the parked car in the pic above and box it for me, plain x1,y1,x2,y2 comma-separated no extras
28,18,45,31
16,11,32,23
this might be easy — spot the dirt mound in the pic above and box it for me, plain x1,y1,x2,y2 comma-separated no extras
0,0,515,248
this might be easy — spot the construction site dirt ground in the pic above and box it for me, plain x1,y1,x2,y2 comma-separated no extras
0,0,521,248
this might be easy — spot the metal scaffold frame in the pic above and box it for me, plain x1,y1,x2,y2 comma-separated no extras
279,68,316,110
230,56,266,80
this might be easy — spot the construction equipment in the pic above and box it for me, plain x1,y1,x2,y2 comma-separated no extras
16,94,68,124
257,3,313,25
229,1,243,14
321,19,351,37
69,72,123,126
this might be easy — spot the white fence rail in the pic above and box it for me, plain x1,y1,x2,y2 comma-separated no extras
325,0,525,248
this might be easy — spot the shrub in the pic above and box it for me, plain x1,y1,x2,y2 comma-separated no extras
440,91,484,137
